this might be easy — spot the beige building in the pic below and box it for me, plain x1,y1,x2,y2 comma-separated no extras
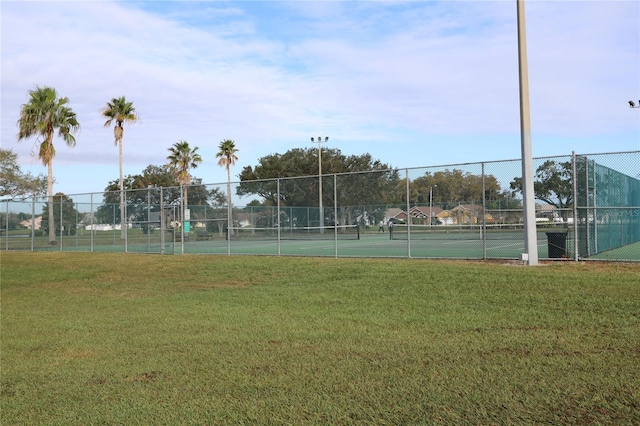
20,216,42,230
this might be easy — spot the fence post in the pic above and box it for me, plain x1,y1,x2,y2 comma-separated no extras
90,193,94,252
406,169,411,258
59,194,63,252
482,162,487,260
124,188,128,253
160,187,165,255
31,197,35,251
334,174,338,258
277,178,281,256
4,200,8,251
180,185,184,255
571,152,579,261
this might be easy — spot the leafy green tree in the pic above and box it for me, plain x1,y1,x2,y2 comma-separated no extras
330,154,399,226
96,165,220,233
409,170,492,209
510,160,573,219
238,148,398,226
167,141,202,224
101,96,139,239
0,211,25,231
40,193,80,236
238,148,392,204
98,165,181,226
17,86,80,244
409,169,507,208
0,148,47,199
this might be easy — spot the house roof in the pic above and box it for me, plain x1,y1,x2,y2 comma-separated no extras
386,208,405,219
409,206,444,218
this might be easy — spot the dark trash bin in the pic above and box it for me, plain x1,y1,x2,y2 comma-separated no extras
546,231,568,258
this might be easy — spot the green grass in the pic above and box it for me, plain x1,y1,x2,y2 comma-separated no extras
1,253,639,424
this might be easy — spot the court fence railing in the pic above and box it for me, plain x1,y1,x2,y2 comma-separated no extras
2,150,638,262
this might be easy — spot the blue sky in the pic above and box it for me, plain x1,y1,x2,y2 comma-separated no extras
1,0,639,196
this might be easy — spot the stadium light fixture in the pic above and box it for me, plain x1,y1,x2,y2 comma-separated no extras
311,136,329,232
629,100,640,108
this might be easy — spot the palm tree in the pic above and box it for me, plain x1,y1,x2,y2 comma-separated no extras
17,86,80,244
216,140,238,236
101,96,139,239
167,141,202,230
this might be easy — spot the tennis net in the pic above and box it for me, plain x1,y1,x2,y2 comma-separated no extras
228,225,360,241
389,223,547,241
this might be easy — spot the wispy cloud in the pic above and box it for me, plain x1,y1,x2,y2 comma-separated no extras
1,1,638,195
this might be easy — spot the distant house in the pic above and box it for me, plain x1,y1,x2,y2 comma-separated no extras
439,205,482,225
385,208,406,223
20,216,42,230
387,205,497,226
407,206,444,225
536,203,556,220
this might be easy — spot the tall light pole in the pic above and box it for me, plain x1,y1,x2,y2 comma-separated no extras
311,136,329,231
517,0,538,265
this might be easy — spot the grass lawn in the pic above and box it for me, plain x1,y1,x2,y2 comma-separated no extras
1,252,639,424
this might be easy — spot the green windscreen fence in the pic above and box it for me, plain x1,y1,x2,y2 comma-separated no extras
576,155,640,258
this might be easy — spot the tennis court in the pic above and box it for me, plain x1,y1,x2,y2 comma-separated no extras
3,150,637,261
36,224,640,260
152,226,553,259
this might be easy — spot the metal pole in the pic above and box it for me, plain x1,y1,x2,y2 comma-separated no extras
311,137,328,232
113,204,116,245
75,204,79,248
429,186,434,228
59,194,63,251
172,205,176,255
90,193,94,252
180,186,184,255
147,186,151,252
583,155,591,257
593,159,598,254
319,139,322,232
277,178,281,256
160,187,165,255
334,174,338,258
482,162,487,259
572,152,580,260
120,166,125,241
227,187,231,256
517,0,538,265
31,197,35,251
4,200,9,251
124,189,128,253
406,169,411,258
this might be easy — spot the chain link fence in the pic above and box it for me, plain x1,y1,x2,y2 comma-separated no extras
2,151,638,261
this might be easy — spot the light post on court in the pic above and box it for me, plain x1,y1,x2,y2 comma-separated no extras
311,136,329,231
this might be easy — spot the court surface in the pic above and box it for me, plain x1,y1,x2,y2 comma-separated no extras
161,230,556,259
